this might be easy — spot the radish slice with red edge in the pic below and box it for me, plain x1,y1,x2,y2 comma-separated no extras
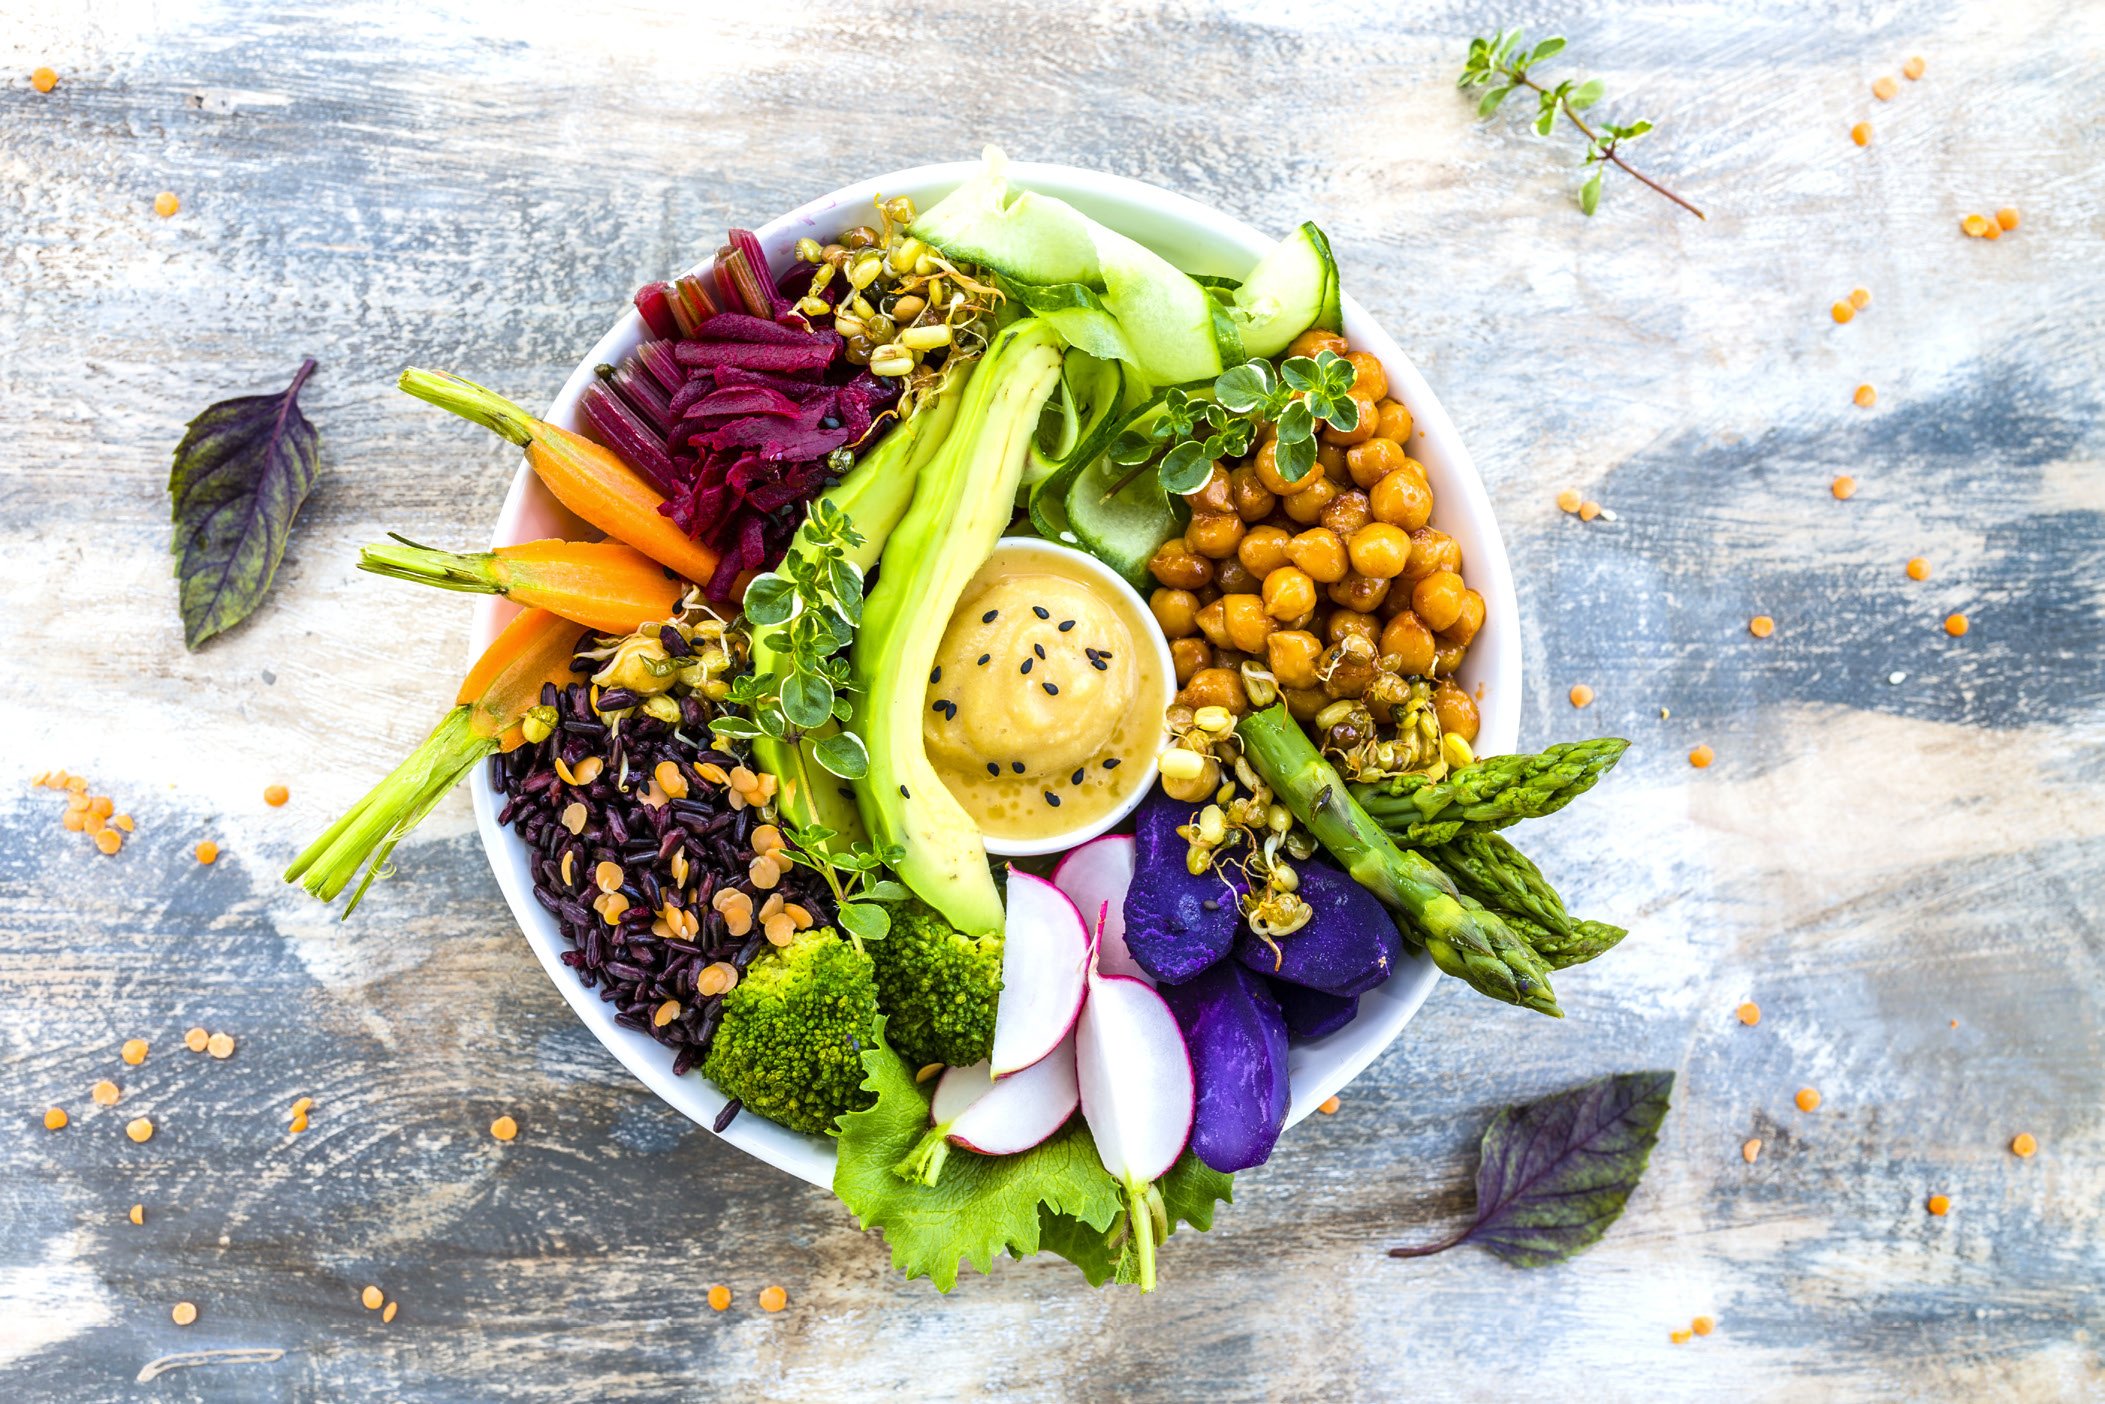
894,1035,1081,1186
989,871,1092,1078
1052,835,1152,985
1075,961,1195,1293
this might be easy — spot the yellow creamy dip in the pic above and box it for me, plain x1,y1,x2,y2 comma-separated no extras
923,545,1168,843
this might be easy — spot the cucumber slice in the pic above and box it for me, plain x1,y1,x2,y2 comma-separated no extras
1031,391,1188,591
1006,281,1140,369
1096,226,1222,386
1229,221,1338,358
913,147,1103,288
1025,354,1124,497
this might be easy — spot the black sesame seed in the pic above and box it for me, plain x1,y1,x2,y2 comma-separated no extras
1090,658,1109,671
1042,682,1059,696
1085,647,1099,660
931,700,947,715
1033,606,1050,620
1103,757,1121,769
1044,791,1061,807
977,653,991,666
899,784,910,798
1098,650,1113,659
1011,761,1026,774
1059,619,1075,632
1021,658,1033,675
982,609,999,623
930,666,942,684
987,762,1001,777
1033,643,1046,660
1071,767,1086,785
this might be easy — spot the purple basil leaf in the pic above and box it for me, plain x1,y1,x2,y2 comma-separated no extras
167,358,323,649
1390,1070,1674,1268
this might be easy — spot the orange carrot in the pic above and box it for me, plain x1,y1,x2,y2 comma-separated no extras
287,608,581,914
397,368,722,587
360,536,681,635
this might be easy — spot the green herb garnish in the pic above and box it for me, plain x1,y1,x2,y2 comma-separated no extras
1110,350,1361,495
1459,30,1703,220
779,822,908,944
1389,1070,1674,1266
712,496,870,778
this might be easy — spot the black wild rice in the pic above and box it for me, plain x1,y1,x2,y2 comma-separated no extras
492,650,830,1078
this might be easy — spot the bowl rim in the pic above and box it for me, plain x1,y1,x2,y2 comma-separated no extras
466,158,1520,1189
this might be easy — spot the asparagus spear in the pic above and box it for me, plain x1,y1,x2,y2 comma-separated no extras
1351,738,1630,846
1236,706,1561,1017
1425,830,1626,968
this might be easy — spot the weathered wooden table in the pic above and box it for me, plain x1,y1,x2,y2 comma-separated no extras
5,2,2100,1399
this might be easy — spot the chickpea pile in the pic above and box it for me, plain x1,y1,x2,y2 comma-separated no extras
1146,329,1484,758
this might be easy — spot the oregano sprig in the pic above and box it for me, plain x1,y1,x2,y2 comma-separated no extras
1109,350,1361,496
711,496,870,779
1459,30,1704,220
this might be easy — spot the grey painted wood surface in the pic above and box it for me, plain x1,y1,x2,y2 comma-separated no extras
3,2,2101,1399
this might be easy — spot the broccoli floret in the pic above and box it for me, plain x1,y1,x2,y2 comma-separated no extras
701,927,880,1135
867,898,1003,1069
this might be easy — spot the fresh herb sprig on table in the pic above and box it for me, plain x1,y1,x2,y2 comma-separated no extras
780,823,909,944
711,497,871,779
1111,350,1362,495
1459,30,1704,220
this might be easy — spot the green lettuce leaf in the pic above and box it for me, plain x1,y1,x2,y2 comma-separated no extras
1035,1151,1235,1286
167,358,323,648
832,1022,1121,1292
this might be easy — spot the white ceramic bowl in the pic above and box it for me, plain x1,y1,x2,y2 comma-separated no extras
468,161,1521,1189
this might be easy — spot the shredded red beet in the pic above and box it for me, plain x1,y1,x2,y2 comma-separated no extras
579,229,897,598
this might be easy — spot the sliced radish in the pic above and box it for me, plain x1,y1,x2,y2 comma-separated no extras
989,871,1092,1077
1052,835,1152,985
1075,973,1195,1185
894,1036,1080,1186
930,1036,1079,1156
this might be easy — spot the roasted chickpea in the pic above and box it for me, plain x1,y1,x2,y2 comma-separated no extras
1327,571,1391,614
1213,647,1249,672
1370,469,1433,531
1411,570,1467,632
1328,609,1381,647
1286,528,1349,584
1433,641,1468,677
1228,464,1277,522
1267,630,1324,690
1185,464,1233,516
1320,636,1378,699
1287,328,1349,360
1346,351,1388,403
1178,667,1248,715
1149,539,1212,591
1433,680,1480,742
1347,522,1413,580
1284,685,1330,721
1185,511,1245,560
1170,636,1213,685
1345,436,1408,490
1261,566,1318,622
1320,396,1378,446
1215,557,1258,595
1253,439,1301,496
1149,587,1201,638
1375,398,1414,444
1194,584,1222,607
1321,488,1373,536
1237,524,1293,578
1380,610,1437,677
1281,475,1339,526
1402,528,1462,583
1316,440,1351,485
1440,589,1485,648
1195,598,1232,650
1223,594,1275,654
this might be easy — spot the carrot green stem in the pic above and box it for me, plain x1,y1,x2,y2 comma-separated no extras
357,537,506,596
283,707,496,916
398,367,536,447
